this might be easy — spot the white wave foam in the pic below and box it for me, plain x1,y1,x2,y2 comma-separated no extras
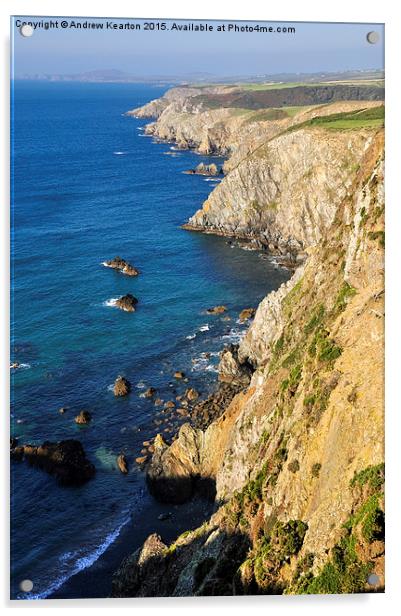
113,151,126,155
24,510,132,600
186,333,196,340
221,328,246,344
103,298,119,308
199,324,210,332
135,381,146,389
10,362,31,370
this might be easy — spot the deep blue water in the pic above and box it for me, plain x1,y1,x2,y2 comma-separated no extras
10,81,290,599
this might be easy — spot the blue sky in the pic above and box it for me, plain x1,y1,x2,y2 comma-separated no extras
12,17,384,77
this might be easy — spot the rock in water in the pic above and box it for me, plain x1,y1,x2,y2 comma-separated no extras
239,307,256,321
184,162,221,176
114,376,132,397
174,371,185,379
206,305,227,314
117,454,129,474
185,387,199,401
75,410,92,425
115,294,138,312
104,256,140,276
144,387,156,398
10,439,95,485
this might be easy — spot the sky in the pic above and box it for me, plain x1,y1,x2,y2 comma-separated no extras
11,16,384,78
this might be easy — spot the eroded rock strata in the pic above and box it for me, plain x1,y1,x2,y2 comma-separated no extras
113,87,384,595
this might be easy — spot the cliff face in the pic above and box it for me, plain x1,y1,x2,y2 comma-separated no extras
130,86,382,258
114,89,384,597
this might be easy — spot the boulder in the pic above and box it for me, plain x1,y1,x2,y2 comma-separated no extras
117,454,129,474
135,455,148,466
144,387,156,398
174,371,185,379
239,307,256,322
104,256,139,276
114,376,132,397
185,388,199,402
75,410,92,425
58,407,67,414
184,163,221,176
206,305,227,315
10,439,95,486
164,401,175,409
115,294,138,312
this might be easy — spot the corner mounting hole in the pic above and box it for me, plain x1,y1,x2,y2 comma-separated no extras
19,579,33,592
367,573,380,586
366,31,379,44
20,24,34,37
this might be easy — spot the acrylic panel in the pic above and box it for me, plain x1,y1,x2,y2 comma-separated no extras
10,16,385,600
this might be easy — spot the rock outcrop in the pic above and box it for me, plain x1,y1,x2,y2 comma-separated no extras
113,376,131,397
103,256,139,276
75,410,92,425
10,439,95,486
184,163,222,176
115,294,138,312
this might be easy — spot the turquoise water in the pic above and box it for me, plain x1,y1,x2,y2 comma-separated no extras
10,81,290,599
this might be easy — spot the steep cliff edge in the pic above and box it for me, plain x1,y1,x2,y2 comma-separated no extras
130,85,383,260
112,124,384,596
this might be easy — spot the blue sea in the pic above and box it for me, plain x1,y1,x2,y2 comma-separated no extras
10,81,290,599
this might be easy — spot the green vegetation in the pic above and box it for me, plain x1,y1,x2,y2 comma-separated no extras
309,328,342,363
304,304,325,334
288,459,300,473
288,463,384,595
311,463,322,478
287,105,384,132
350,463,385,491
334,282,357,314
367,230,385,248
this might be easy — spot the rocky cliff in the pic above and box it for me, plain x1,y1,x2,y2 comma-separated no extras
114,88,384,596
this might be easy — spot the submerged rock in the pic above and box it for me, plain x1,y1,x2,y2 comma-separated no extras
104,256,139,276
10,439,95,485
115,294,138,312
114,376,132,397
117,454,129,474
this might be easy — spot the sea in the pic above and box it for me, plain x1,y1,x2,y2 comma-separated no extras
10,81,290,599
